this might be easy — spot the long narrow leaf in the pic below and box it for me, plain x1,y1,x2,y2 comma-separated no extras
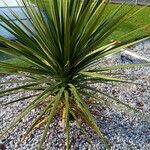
38,87,64,150
69,84,110,150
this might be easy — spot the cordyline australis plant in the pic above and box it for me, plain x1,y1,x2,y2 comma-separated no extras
0,0,150,149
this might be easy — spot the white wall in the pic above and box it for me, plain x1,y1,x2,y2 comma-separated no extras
0,0,23,7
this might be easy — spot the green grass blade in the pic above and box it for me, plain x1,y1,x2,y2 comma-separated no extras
22,97,54,142
81,85,143,114
0,92,50,139
90,63,150,72
0,62,50,75
64,91,70,150
69,84,110,150
80,72,129,83
0,83,59,138
2,94,39,106
0,83,38,96
38,87,64,150
70,111,95,149
0,79,35,84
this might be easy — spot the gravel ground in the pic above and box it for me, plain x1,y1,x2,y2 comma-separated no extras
0,40,150,150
